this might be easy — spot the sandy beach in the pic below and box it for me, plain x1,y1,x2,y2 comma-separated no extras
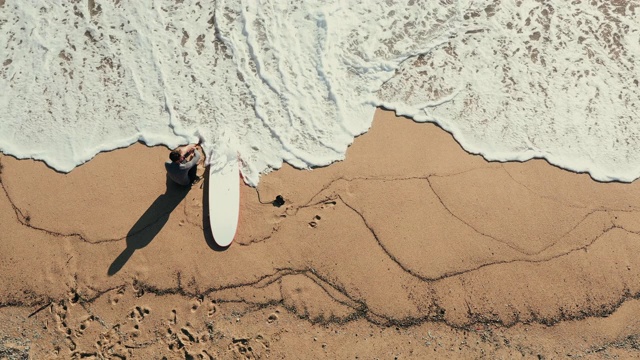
2,109,640,358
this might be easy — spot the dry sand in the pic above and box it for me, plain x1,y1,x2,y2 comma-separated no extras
1,109,640,359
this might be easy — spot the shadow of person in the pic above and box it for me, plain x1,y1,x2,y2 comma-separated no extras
108,175,190,275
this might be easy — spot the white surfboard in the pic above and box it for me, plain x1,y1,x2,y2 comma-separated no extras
208,153,240,247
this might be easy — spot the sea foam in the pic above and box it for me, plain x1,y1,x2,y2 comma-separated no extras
1,1,639,185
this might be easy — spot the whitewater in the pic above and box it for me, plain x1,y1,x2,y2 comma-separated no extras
1,1,639,186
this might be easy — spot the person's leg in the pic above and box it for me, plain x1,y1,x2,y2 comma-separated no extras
188,165,198,184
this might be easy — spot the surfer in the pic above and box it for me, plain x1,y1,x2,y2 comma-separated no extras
165,143,202,186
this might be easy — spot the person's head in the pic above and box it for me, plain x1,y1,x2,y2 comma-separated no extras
169,150,181,162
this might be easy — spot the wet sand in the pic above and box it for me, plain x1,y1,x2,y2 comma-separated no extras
1,109,640,358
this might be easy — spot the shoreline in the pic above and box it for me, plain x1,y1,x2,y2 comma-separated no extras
2,109,640,358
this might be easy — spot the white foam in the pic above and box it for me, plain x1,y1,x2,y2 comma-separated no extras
1,1,639,185
377,1,640,182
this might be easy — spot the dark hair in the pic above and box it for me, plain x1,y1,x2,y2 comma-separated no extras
169,151,181,162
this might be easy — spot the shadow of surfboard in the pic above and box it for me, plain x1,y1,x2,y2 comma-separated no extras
108,175,190,275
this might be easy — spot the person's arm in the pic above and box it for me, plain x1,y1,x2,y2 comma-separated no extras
178,144,198,156
181,149,201,168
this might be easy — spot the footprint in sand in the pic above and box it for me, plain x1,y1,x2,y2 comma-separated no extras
68,289,80,305
255,334,271,352
109,286,126,305
228,335,270,358
267,313,278,323
51,302,68,331
230,338,256,358
65,336,77,352
96,327,127,358
132,282,145,298
190,296,204,313
50,302,78,351
206,301,217,317
169,309,177,325
308,200,336,228
166,324,200,352
129,322,142,338
199,350,214,360
309,214,321,228
322,200,337,208
178,326,198,345
74,315,95,338
128,305,151,323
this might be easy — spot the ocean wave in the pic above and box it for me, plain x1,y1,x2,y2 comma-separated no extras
1,1,638,185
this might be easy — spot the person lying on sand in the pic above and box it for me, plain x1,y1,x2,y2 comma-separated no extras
165,143,202,186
